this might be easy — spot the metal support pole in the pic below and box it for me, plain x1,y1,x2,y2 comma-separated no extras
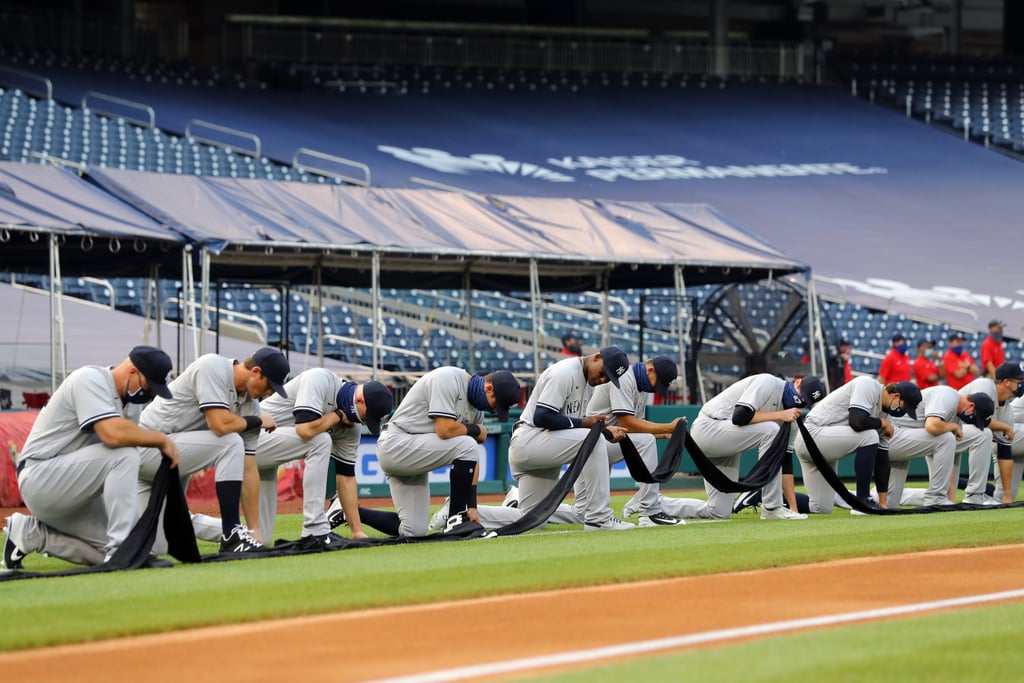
463,270,475,374
674,264,690,402
199,246,211,356
371,251,381,380
529,259,542,381
48,234,66,392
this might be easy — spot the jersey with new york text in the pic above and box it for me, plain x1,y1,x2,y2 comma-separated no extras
387,366,480,435
20,366,124,462
519,356,591,428
805,375,882,428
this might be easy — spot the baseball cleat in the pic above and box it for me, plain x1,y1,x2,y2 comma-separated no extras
219,525,264,553
427,497,450,532
760,506,807,521
732,489,762,514
326,494,347,529
584,517,635,532
298,533,342,551
962,493,1001,506
850,498,884,515
3,512,29,570
638,511,684,527
502,485,519,509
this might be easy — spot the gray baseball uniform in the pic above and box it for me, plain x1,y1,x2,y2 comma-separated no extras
254,368,346,542
955,377,999,498
661,374,789,520
507,356,615,527
993,395,1024,501
795,375,883,513
582,369,665,517
137,354,259,550
15,366,140,565
375,366,482,537
476,366,666,529
886,385,959,507
138,354,258,487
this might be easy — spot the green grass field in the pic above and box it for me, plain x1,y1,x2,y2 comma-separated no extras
524,601,1024,683
2,491,1023,653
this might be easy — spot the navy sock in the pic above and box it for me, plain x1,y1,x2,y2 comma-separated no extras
449,459,476,515
215,480,242,536
792,492,810,514
358,507,401,537
853,445,878,499
874,447,890,495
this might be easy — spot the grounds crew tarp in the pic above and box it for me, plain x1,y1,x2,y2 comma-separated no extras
84,168,808,290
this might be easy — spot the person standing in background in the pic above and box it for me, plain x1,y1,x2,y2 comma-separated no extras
878,333,912,385
829,338,854,389
913,338,944,390
560,332,583,357
981,320,1006,380
943,332,980,391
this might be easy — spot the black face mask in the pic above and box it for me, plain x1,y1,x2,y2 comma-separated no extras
565,342,582,355
1015,382,1024,399
959,410,976,426
124,376,154,405
885,405,907,418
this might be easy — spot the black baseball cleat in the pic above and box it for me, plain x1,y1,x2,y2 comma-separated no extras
298,533,344,551
638,511,684,527
219,525,265,553
326,494,347,529
732,489,762,514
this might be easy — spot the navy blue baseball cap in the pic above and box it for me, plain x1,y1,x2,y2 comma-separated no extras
252,347,290,398
129,345,173,399
651,356,678,397
488,371,521,421
892,381,922,420
599,346,630,388
967,392,995,428
798,375,827,405
361,381,394,435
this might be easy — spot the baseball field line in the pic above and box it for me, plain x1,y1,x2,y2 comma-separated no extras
362,587,1024,683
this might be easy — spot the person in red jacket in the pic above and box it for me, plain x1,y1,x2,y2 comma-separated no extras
912,338,944,389
943,332,980,391
878,332,912,385
981,319,1006,379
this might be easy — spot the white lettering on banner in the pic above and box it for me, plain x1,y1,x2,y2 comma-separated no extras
376,146,574,182
378,145,888,184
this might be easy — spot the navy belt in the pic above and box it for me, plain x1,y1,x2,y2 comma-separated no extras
15,459,25,475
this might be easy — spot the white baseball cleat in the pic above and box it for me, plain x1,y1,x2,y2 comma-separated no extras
3,512,30,570
584,517,635,532
760,506,807,521
501,486,519,508
326,494,347,529
428,497,451,532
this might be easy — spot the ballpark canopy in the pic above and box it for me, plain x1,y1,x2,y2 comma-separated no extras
82,167,808,290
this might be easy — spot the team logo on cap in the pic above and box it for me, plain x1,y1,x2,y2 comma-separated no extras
810,389,823,400
615,365,627,377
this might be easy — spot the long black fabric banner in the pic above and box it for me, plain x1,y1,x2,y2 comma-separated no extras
1,459,199,581
795,418,1024,514
671,422,792,493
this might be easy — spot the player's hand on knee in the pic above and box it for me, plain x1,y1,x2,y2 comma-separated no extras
159,436,180,469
